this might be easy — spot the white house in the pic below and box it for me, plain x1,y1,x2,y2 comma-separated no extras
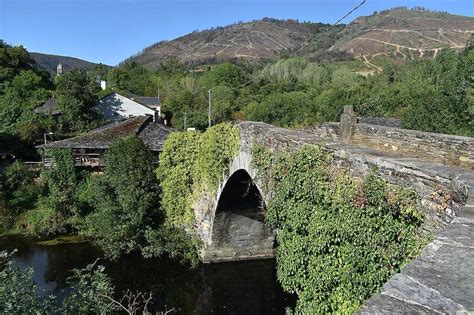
96,92,160,122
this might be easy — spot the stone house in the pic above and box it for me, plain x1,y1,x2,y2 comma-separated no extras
37,115,173,168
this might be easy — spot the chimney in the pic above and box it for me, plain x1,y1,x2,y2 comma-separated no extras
153,110,160,123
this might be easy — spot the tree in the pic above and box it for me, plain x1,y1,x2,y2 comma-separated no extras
244,91,316,127
400,48,473,136
0,42,51,159
55,69,100,133
27,148,79,236
81,136,160,259
107,62,159,96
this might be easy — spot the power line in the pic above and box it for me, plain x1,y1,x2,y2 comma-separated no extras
291,0,366,56
209,0,367,93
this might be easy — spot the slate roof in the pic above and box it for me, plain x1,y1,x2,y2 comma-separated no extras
130,96,161,109
37,116,174,152
33,97,61,115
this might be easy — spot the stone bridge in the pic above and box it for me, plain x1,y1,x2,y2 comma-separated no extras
195,106,474,312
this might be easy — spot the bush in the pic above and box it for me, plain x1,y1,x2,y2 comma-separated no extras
143,225,201,267
0,251,118,314
0,251,57,314
0,162,40,234
22,148,79,236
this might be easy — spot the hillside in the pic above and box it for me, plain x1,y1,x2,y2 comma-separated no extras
126,8,474,70
330,8,474,70
125,18,332,67
31,52,104,76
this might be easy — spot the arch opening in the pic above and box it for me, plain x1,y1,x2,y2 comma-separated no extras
215,169,265,222
203,169,274,262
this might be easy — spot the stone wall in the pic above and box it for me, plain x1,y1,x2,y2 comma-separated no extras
351,123,474,169
303,117,473,170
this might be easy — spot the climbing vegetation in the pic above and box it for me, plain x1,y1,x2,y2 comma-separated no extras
251,144,426,314
157,123,240,225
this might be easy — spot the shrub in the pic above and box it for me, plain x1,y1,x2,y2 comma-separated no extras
0,251,118,314
0,251,57,314
0,161,40,234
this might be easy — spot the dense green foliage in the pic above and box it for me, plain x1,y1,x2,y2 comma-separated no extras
0,251,117,314
251,145,426,313
157,123,240,225
80,136,160,259
107,61,160,96
0,41,51,158
157,131,201,224
23,149,81,236
55,69,101,132
0,162,40,233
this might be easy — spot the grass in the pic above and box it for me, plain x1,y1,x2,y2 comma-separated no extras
35,234,86,246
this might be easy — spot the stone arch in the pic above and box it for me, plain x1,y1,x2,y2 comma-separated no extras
197,150,275,263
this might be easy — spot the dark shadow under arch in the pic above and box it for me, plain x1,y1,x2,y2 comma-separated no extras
204,169,274,262
215,169,265,222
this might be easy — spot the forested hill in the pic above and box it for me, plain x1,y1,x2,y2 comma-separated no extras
124,18,335,67
31,52,105,76
126,8,474,68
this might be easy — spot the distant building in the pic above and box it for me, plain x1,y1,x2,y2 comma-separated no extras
130,95,161,116
56,63,63,75
33,97,61,116
100,80,107,90
37,115,174,168
96,92,160,122
33,92,162,123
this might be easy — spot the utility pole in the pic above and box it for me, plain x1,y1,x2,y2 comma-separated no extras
43,132,53,145
208,89,212,128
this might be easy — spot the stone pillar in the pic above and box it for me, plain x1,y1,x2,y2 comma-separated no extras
340,105,357,144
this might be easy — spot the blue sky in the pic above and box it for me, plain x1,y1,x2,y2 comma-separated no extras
1,0,473,66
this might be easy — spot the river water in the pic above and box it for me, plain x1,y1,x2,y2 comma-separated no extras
0,235,295,314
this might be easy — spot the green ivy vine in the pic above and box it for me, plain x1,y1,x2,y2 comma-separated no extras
157,123,240,225
251,144,427,314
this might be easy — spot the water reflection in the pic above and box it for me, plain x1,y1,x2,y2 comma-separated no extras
0,235,295,314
